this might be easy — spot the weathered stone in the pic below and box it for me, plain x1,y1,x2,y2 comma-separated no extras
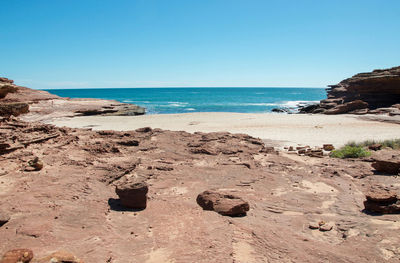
135,127,152,133
0,102,29,117
301,66,400,114
372,160,400,174
35,250,84,263
325,100,368,114
364,189,400,214
28,157,43,171
115,180,148,209
196,190,250,216
368,144,382,151
0,249,33,263
323,144,335,151
319,223,333,232
117,140,139,146
0,84,18,99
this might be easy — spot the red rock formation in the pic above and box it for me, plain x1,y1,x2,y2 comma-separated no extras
300,66,400,114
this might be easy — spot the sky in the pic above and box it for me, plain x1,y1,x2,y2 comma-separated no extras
1,0,399,89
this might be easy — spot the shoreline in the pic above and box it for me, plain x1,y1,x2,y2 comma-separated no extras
47,112,400,148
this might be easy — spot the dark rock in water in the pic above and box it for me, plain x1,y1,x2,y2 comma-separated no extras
302,66,400,114
0,102,29,117
0,248,33,263
271,108,288,113
196,190,250,216
115,180,148,209
298,104,320,114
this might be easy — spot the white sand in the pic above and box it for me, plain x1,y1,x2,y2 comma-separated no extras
48,113,400,148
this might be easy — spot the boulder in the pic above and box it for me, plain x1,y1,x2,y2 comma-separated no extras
35,251,84,263
196,190,250,216
372,160,400,174
115,180,148,209
364,189,400,214
0,249,33,263
0,102,29,117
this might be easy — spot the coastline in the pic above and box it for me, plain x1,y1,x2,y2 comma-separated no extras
47,112,400,148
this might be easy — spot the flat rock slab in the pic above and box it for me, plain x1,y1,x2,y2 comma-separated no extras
196,190,250,216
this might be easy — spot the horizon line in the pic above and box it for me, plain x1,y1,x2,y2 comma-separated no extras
39,86,326,90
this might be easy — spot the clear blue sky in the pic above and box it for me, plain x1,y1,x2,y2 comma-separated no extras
1,0,399,89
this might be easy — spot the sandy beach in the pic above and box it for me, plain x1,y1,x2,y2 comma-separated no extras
48,112,400,148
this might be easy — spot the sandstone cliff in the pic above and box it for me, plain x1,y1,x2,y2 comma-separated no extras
0,77,146,120
300,66,400,115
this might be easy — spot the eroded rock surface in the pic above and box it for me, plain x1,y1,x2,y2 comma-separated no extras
300,66,400,114
1,118,400,262
0,77,145,120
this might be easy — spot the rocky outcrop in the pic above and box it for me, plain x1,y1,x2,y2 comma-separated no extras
364,188,400,214
0,77,145,120
0,102,29,117
300,66,400,114
115,180,149,209
371,150,400,174
196,190,250,216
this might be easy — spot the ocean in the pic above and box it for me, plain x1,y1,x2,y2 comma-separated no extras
45,87,326,114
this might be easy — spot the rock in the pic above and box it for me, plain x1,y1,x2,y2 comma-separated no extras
298,104,320,114
324,100,368,114
364,189,400,214
368,144,382,151
115,180,148,209
372,160,400,174
308,222,319,229
323,144,335,151
0,77,14,84
271,108,291,113
135,127,152,133
0,211,10,227
28,157,44,171
35,251,84,263
0,249,33,263
0,102,29,117
117,140,139,146
302,66,400,114
319,223,333,232
0,84,18,99
196,190,250,216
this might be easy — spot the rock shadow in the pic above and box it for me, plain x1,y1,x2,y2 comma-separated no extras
108,198,145,212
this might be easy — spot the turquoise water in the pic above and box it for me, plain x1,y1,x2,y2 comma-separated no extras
45,88,326,114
